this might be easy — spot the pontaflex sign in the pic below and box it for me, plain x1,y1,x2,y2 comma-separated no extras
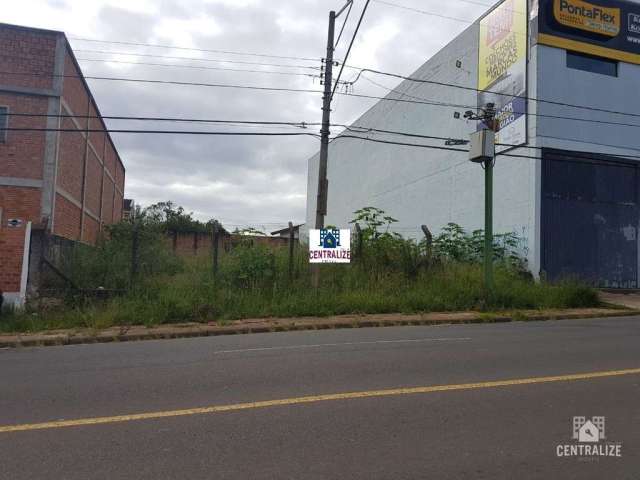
537,0,640,64
309,229,351,264
478,0,528,150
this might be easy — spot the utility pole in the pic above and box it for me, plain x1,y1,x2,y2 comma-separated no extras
483,149,494,290
466,104,496,292
312,1,352,288
315,11,336,230
315,0,353,230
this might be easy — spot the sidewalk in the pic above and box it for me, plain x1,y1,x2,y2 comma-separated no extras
1,307,637,348
599,291,640,310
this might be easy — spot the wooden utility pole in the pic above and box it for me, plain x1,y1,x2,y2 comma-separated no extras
212,221,220,276
315,11,336,230
288,221,295,282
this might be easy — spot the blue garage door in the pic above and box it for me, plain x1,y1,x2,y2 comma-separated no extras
542,149,639,288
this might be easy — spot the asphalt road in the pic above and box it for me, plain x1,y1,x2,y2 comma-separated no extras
1,316,639,479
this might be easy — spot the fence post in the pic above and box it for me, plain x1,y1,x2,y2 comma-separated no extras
288,221,295,281
421,225,433,262
130,222,139,288
172,230,178,254
355,223,363,261
212,221,219,276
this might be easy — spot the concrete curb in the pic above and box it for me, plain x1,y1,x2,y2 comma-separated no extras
1,308,638,349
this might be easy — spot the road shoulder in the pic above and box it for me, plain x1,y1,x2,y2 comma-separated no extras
1,307,637,348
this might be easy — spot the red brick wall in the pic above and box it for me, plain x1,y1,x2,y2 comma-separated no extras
0,27,56,91
113,191,123,222
82,215,99,244
53,193,81,240
56,115,85,200
85,149,102,216
0,25,125,291
88,103,105,154
101,176,114,224
0,93,48,179
0,186,40,294
56,49,125,242
61,53,89,125
166,233,290,258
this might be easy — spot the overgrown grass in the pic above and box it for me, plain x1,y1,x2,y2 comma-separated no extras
0,255,598,334
0,210,600,334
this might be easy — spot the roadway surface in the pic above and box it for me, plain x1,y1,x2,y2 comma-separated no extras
1,316,639,479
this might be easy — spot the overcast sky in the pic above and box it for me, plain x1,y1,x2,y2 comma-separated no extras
6,0,492,231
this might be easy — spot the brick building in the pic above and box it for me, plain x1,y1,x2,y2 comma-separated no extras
0,23,125,307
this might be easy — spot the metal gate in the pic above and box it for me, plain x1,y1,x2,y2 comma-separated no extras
541,149,639,288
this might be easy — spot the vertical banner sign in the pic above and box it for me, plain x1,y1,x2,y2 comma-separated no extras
309,229,351,264
478,0,528,150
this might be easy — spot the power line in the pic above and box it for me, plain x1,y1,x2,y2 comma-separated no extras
68,37,319,62
0,70,321,94
357,72,640,129
10,109,640,159
6,78,640,132
350,67,640,121
331,0,371,101
1,127,322,138
4,66,640,130
4,111,318,127
333,134,640,166
5,121,639,165
7,66,639,129
371,0,478,24
76,58,318,78
73,49,321,70
335,0,354,48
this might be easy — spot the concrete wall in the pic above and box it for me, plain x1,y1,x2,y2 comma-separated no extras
535,45,640,157
306,22,538,269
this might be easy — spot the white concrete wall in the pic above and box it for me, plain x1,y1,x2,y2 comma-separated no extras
306,23,539,270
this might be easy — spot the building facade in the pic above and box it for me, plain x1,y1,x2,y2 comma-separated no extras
306,0,640,288
0,23,125,306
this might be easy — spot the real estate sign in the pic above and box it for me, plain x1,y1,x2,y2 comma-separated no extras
309,229,351,264
478,0,528,150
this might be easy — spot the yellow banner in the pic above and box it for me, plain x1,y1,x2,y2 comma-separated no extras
553,0,620,37
478,0,528,91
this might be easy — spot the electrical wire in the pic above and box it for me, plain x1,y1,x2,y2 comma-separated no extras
333,134,640,165
335,1,354,48
1,127,322,138
371,0,478,24
0,70,321,94
7,109,640,160
5,68,640,130
68,37,319,62
73,49,321,70
349,67,640,121
357,72,640,130
331,0,371,101
76,58,318,78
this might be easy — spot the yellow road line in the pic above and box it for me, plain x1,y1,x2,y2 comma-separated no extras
2,367,639,434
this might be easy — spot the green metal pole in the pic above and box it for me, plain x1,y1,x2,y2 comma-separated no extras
484,158,494,291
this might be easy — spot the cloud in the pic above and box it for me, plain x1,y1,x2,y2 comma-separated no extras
14,0,488,227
